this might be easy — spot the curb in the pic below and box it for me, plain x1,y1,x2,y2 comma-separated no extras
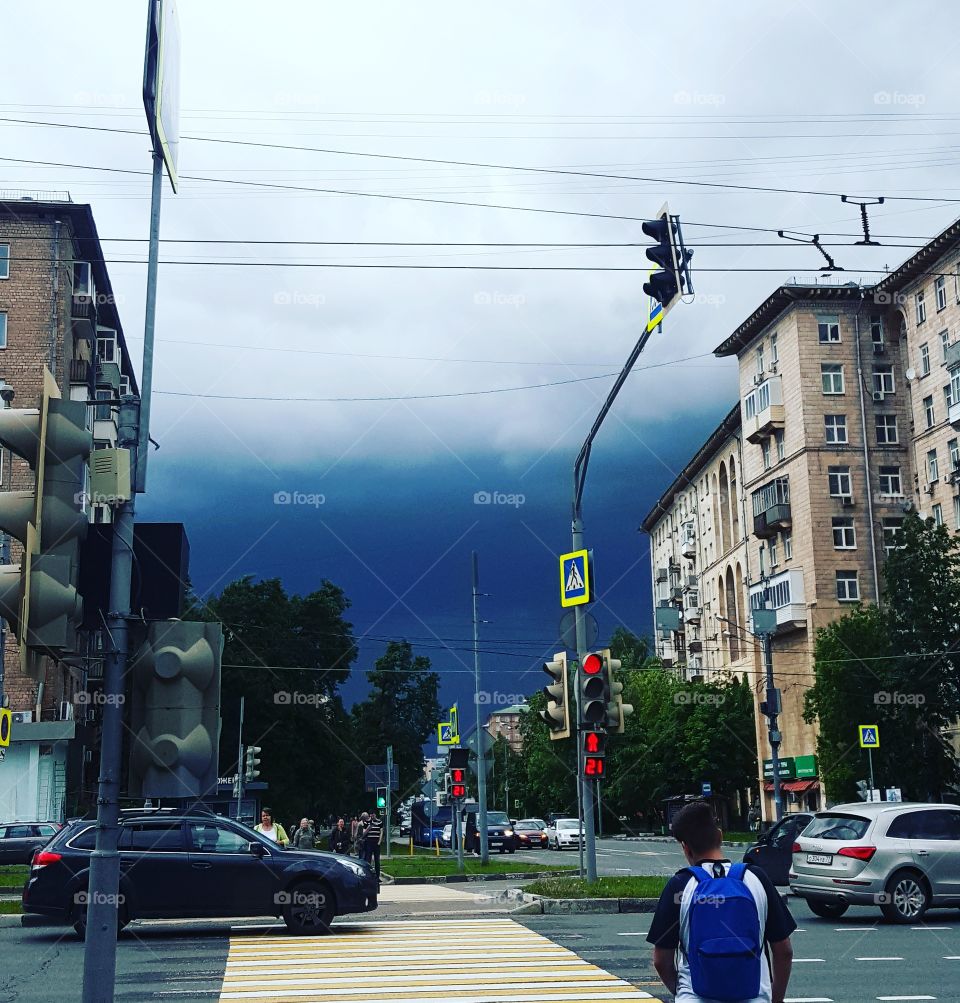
520,894,659,915
613,834,752,849
385,869,575,885
0,913,55,928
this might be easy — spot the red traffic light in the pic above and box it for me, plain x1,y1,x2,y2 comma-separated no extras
451,784,466,798
583,652,603,675
450,768,465,784
583,756,605,778
583,731,605,755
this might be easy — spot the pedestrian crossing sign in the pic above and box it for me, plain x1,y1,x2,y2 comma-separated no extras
437,722,455,745
560,549,590,607
858,724,880,748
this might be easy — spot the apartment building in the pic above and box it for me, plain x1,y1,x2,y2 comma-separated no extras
0,193,137,821
485,703,528,754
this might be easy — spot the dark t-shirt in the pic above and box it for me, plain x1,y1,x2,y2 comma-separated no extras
647,858,796,950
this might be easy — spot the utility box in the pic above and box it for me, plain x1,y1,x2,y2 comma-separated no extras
89,447,131,506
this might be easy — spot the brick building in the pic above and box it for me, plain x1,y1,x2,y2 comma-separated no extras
484,703,528,754
0,193,136,821
641,216,960,820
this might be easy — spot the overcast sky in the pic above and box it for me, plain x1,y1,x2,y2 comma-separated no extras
3,1,959,719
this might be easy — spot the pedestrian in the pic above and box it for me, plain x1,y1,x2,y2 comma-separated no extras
328,817,350,854
355,812,369,859
647,800,795,1003
748,801,761,833
290,817,316,849
253,808,289,847
363,810,383,878
349,815,359,847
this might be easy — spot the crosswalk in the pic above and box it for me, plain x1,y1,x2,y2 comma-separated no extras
218,918,656,1002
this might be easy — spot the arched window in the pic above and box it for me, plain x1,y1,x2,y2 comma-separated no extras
725,566,740,661
711,473,721,543
717,575,728,666
729,455,740,543
718,462,731,554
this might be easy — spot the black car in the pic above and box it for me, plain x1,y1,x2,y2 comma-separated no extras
742,811,814,886
0,822,63,864
22,810,378,937
464,811,517,853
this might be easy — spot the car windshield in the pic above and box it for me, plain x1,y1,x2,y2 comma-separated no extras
804,813,870,840
516,820,541,830
557,819,580,829
487,812,510,825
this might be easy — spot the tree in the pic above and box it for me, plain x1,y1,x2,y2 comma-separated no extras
207,576,357,825
351,641,441,806
514,692,578,818
608,627,649,671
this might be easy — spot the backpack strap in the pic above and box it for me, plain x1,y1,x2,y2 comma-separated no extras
728,862,748,882
686,865,713,885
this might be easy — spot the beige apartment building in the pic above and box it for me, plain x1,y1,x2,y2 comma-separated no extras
642,215,960,820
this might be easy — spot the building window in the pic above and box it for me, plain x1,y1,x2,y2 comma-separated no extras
783,533,793,560
756,344,765,375
822,363,844,394
818,316,841,343
916,289,926,325
97,329,117,364
924,394,935,429
836,571,860,602
921,343,931,376
936,275,947,312
873,365,895,395
942,330,951,359
775,430,785,462
828,466,852,497
945,384,954,411
882,517,904,552
824,414,847,444
955,495,960,530
879,465,902,495
876,414,898,444
952,370,960,410
770,333,779,364
769,538,778,567
95,389,113,421
0,312,6,350
73,261,93,298
0,244,9,280
870,314,884,346
928,448,939,483
949,438,960,473
762,439,772,470
93,439,111,451
832,516,856,549
933,503,944,526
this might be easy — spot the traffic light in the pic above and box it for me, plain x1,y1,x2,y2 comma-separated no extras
376,786,387,809
244,745,262,783
583,730,606,779
580,651,606,726
449,767,466,800
0,369,91,676
539,651,571,740
128,620,224,798
642,203,693,317
760,688,782,718
602,649,633,733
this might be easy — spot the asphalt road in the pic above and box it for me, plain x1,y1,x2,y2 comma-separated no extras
481,836,695,876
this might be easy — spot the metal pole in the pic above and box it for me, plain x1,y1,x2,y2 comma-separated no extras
762,631,784,823
0,386,12,713
868,748,875,801
82,149,163,1003
455,798,464,873
573,520,598,882
385,745,393,860
597,779,603,839
236,697,245,820
471,552,489,864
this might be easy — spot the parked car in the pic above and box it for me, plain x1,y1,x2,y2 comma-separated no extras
21,809,379,937
742,812,814,886
464,811,517,853
790,802,960,922
0,822,63,865
545,818,585,850
440,823,453,848
513,819,548,850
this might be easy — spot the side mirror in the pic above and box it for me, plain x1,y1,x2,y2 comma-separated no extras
248,841,267,857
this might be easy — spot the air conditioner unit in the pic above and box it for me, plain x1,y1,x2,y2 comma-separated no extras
753,374,764,386
873,343,886,355
948,468,960,486
11,710,33,724
872,391,884,402
59,701,74,721
655,567,668,582
768,363,778,374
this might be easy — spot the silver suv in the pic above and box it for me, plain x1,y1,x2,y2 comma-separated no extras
790,802,960,923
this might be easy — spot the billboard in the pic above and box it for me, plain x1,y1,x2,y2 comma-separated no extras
143,0,181,191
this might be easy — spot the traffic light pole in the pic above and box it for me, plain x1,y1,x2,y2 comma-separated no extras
385,745,393,860
82,149,163,1003
236,697,245,819
471,552,489,865
760,630,785,823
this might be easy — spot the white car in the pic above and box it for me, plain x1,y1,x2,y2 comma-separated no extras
545,818,585,850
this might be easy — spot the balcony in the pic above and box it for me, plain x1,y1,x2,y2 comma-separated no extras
945,341,960,370
69,359,91,385
680,522,696,558
743,375,785,443
950,400,960,430
749,569,807,632
752,477,791,539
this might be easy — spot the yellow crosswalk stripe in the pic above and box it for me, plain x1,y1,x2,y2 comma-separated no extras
219,919,654,1002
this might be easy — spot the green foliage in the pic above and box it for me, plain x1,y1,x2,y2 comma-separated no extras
515,691,578,818
523,875,669,898
805,515,960,801
351,641,441,804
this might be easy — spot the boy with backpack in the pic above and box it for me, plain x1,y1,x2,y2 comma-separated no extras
647,801,795,1003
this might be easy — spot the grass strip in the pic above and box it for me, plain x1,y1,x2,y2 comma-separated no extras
524,875,669,899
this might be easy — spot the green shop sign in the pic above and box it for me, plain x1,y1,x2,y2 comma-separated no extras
763,757,796,780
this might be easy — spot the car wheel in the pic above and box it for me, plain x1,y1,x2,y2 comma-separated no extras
282,880,335,935
554,838,561,851
508,847,516,854
881,871,930,924
71,893,129,940
806,898,849,919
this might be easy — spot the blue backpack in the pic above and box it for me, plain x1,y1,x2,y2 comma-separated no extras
684,862,762,1001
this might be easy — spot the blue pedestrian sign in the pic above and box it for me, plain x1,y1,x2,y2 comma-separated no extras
701,781,712,797
858,724,880,749
647,281,664,333
560,549,590,607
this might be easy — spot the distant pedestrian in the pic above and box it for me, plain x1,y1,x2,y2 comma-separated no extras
253,808,289,847
647,800,795,1003
290,817,316,849
356,812,370,860
349,815,359,845
748,802,761,833
364,810,383,877
328,817,350,854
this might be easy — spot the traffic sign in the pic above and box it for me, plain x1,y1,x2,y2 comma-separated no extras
646,272,664,332
560,549,590,607
0,708,10,748
559,610,598,650
364,763,399,791
701,781,712,797
858,724,880,749
438,722,456,745
465,729,495,756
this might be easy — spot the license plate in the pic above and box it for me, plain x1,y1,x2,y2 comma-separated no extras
806,853,832,865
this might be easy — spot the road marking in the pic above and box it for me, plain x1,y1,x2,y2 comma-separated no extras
219,918,656,1001
943,956,960,960
784,997,833,1002
856,957,904,961
835,927,878,931
876,997,936,1001
791,958,825,963
616,932,646,937
911,926,951,931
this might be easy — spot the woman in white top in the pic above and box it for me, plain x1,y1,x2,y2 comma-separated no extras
253,807,289,847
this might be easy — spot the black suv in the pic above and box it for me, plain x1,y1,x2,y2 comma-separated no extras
22,810,378,937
